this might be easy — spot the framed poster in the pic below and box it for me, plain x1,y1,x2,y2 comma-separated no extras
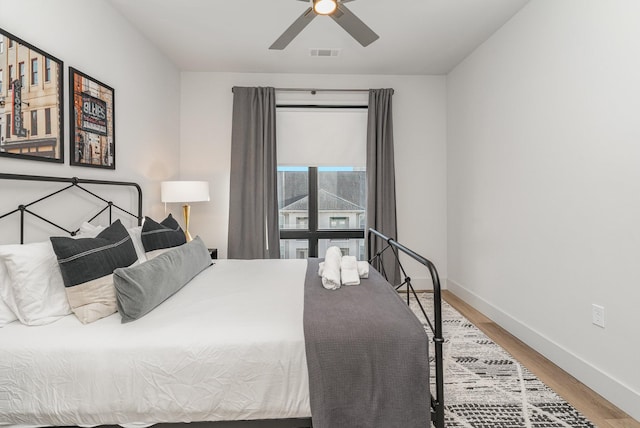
0,28,64,163
69,67,115,169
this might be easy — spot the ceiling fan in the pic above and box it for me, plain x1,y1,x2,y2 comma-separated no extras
269,0,379,50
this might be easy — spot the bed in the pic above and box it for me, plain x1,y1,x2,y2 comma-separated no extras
0,173,444,428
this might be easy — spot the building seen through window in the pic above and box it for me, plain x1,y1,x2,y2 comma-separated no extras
278,166,366,260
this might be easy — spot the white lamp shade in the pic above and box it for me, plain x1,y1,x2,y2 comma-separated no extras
161,181,210,203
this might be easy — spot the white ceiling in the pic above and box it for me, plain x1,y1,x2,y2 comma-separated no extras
108,0,530,75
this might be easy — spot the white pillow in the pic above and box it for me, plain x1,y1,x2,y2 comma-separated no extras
0,261,18,327
0,241,72,325
76,222,106,238
128,225,148,263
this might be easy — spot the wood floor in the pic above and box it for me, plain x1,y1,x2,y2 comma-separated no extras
442,290,640,428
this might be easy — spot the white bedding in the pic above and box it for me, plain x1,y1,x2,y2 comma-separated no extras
0,259,311,427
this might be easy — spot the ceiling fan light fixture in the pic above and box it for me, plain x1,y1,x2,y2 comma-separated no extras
270,0,378,50
313,0,337,15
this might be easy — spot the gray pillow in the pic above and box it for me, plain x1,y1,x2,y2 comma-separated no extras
113,236,212,323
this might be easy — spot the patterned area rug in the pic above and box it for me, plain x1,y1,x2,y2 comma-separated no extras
409,294,596,428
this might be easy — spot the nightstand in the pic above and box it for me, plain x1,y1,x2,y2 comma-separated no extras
208,248,218,260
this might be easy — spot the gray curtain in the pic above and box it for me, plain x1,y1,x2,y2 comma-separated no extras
228,87,280,259
366,88,400,285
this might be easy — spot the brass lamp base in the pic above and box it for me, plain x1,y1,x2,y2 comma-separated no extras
182,204,193,242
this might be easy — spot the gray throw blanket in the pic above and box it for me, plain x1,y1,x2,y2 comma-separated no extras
303,259,430,428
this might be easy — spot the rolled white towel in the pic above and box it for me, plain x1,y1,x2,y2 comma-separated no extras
319,260,370,279
321,246,342,290
357,261,369,279
341,255,360,286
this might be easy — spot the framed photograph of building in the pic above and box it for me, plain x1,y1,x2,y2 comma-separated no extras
69,67,115,169
0,28,64,163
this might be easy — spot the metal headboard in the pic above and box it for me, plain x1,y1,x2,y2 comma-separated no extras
367,228,445,428
0,173,143,244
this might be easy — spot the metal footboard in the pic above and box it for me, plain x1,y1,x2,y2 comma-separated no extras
367,228,445,428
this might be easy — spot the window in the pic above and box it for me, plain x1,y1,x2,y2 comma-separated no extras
276,100,368,260
329,217,349,229
278,166,366,259
30,110,37,136
279,168,308,230
31,58,38,85
45,58,52,82
279,239,310,259
8,38,13,49
8,65,13,88
5,114,10,138
44,108,51,134
0,38,3,54
0,69,3,93
18,62,25,86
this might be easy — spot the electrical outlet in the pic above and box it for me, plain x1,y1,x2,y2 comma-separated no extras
592,304,605,328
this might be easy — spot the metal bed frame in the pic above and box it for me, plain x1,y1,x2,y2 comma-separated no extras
368,228,445,428
0,173,444,428
0,172,142,243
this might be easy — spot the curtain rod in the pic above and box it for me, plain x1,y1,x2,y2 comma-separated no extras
276,104,368,109
276,87,370,93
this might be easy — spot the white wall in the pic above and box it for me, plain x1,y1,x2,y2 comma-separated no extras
0,0,181,243
447,0,640,419
180,72,447,285
1,0,635,419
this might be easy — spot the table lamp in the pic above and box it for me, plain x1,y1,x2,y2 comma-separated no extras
160,181,210,241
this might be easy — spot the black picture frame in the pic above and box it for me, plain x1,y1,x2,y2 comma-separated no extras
69,67,115,169
0,28,64,163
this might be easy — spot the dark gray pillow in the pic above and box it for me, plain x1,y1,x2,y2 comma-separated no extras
141,214,187,252
113,236,212,323
51,219,137,286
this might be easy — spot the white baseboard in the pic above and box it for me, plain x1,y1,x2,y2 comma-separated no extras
446,278,640,422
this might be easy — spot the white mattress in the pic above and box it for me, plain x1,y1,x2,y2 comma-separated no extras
0,259,311,427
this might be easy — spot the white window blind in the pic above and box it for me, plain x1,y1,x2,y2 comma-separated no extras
276,107,367,167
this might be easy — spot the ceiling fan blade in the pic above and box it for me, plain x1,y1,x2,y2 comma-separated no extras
269,7,316,50
331,3,379,47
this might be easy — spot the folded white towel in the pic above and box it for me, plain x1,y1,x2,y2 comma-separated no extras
321,246,342,290
357,261,369,279
318,261,370,279
341,255,360,286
